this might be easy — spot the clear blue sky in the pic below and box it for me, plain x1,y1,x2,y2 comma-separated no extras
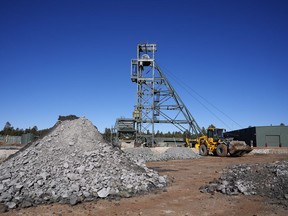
1,0,287,133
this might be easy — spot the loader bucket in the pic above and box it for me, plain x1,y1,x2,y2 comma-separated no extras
228,141,253,157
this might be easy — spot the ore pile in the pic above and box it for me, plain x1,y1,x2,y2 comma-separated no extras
200,160,288,208
0,118,167,211
124,147,200,162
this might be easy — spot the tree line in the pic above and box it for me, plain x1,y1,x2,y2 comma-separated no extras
0,121,50,137
0,115,80,137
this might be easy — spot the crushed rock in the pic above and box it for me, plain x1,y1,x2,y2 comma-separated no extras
200,160,288,209
0,118,167,210
123,147,200,162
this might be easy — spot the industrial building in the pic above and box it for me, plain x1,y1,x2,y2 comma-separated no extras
225,126,288,147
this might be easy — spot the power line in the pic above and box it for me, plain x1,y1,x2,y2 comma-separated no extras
157,63,243,130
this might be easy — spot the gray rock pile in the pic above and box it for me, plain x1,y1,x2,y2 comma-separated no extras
124,148,158,162
161,147,200,160
124,147,200,162
200,160,288,208
0,118,167,211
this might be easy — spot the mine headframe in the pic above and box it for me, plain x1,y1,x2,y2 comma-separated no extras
131,43,202,146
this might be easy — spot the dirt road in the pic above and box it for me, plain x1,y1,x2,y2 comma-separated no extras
1,154,288,216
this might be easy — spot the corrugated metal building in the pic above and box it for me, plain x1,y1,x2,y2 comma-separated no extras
225,126,288,147
0,133,35,145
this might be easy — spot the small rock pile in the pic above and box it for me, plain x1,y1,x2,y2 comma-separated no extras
124,147,200,162
0,118,167,211
124,148,158,162
161,147,200,160
200,160,288,208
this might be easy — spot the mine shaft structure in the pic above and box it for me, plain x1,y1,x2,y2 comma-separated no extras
131,43,202,146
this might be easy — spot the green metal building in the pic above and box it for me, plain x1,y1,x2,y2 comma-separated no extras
225,126,288,147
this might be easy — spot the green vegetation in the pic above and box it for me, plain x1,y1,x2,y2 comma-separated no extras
0,115,80,137
102,128,112,142
0,121,49,137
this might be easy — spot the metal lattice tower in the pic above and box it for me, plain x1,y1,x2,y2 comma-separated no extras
131,43,202,146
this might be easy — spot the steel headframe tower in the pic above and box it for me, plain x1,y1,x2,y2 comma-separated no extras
131,43,202,146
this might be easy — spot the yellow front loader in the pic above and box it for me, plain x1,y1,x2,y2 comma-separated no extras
186,127,252,157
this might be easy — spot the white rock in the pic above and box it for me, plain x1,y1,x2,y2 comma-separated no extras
158,176,166,184
63,162,69,169
97,187,110,198
7,202,16,209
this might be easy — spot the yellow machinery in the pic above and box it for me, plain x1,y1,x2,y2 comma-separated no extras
186,127,253,157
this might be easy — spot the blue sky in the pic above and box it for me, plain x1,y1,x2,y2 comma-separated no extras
1,0,287,133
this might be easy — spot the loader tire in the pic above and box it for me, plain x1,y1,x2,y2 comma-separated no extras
199,144,208,156
216,144,228,157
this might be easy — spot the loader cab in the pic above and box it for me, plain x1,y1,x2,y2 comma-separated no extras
207,128,225,142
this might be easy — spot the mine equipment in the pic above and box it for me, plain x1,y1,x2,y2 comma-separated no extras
130,43,201,146
114,118,136,141
186,127,253,157
114,43,253,156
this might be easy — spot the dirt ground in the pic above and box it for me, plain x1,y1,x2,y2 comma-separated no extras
1,154,288,216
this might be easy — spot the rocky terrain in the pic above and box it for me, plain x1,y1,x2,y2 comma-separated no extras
0,118,167,211
200,160,288,208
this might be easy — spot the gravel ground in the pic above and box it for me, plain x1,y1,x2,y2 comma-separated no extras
248,147,288,155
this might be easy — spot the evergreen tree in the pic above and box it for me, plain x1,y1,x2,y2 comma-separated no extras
4,122,11,130
103,128,112,142
2,122,13,135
